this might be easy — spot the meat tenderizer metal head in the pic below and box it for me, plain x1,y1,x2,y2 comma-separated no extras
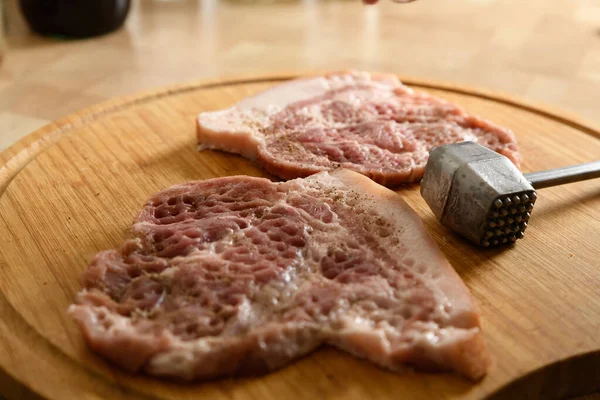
420,142,600,247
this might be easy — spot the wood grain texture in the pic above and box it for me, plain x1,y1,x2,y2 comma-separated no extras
0,75,599,400
3,0,600,153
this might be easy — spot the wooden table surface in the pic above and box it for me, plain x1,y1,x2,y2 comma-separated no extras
2,0,600,153
0,1,599,399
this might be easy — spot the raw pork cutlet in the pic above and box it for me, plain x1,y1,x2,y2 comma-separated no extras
69,169,489,381
196,70,521,187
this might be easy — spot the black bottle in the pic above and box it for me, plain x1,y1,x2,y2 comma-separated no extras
19,0,131,38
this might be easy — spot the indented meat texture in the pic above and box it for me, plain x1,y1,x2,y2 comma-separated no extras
196,70,521,187
69,169,490,381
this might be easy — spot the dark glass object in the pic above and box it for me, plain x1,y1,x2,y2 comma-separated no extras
19,0,131,38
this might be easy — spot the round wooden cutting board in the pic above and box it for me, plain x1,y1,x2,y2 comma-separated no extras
0,74,598,400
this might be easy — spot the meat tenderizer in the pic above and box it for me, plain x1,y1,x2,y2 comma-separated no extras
420,142,600,247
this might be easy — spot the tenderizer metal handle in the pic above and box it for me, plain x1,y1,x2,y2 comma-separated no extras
524,160,600,189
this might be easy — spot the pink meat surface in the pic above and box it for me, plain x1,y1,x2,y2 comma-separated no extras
69,169,489,381
196,71,520,187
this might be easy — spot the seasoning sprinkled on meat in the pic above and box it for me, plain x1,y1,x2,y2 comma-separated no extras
69,169,489,381
196,70,520,187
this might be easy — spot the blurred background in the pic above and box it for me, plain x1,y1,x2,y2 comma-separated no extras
1,0,600,152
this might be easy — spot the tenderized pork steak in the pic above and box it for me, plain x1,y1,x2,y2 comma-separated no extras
69,169,489,381
196,70,521,187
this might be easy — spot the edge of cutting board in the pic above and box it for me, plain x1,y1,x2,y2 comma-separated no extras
0,71,599,400
3,70,600,194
